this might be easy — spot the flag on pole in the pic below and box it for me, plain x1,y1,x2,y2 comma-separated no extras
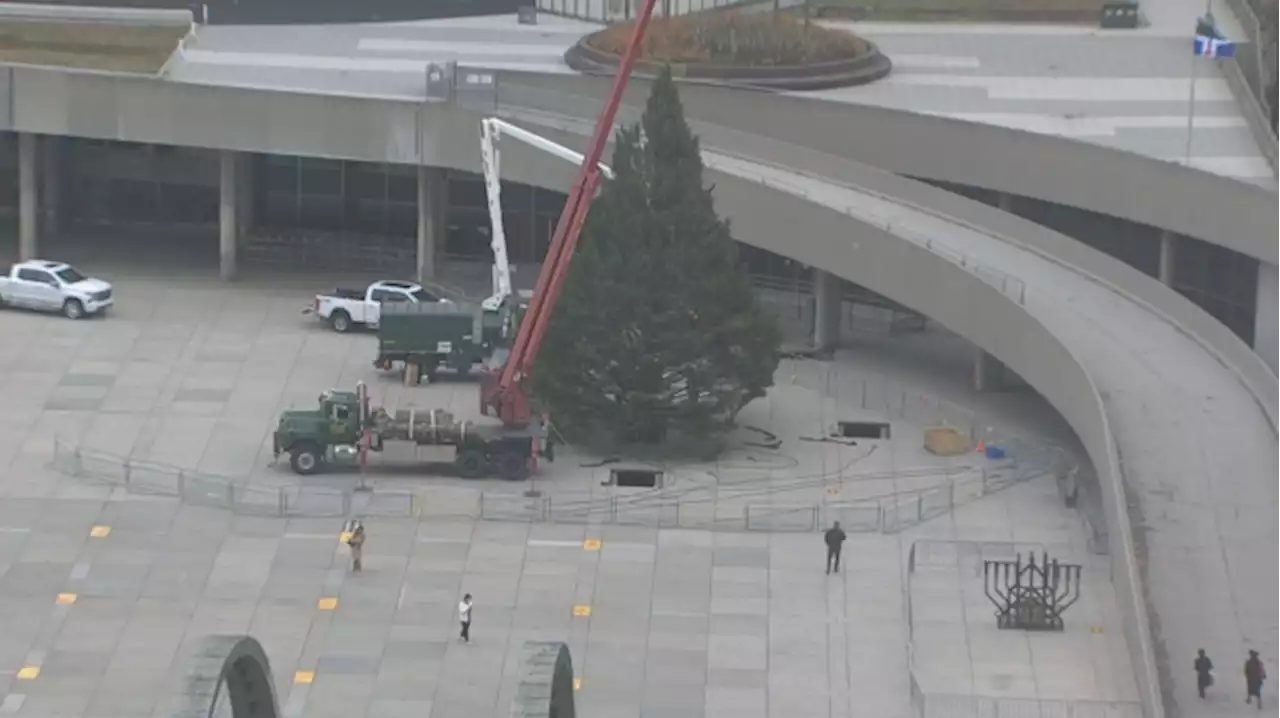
1193,34,1235,58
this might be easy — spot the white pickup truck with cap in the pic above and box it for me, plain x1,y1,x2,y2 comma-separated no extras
0,260,114,319
305,279,452,333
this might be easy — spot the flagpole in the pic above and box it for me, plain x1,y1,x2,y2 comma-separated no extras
1185,0,1213,167
1184,49,1199,166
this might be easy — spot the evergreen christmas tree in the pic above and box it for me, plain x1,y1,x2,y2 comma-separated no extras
532,67,782,451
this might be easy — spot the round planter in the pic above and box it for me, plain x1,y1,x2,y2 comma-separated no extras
564,29,892,92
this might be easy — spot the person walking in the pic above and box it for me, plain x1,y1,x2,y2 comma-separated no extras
824,521,847,575
347,523,366,573
1194,648,1215,699
458,593,473,643
1245,650,1266,709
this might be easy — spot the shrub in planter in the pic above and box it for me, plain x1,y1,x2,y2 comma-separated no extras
588,11,868,66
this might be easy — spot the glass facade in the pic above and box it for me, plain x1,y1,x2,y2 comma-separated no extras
58,139,220,226
0,133,16,214
254,154,567,264
0,134,1262,346
1173,233,1259,342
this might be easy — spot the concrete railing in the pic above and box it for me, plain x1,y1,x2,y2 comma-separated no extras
1221,0,1278,173
0,1,192,26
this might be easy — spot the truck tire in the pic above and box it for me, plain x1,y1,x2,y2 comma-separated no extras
330,310,352,333
289,443,323,475
63,299,85,320
497,452,528,481
455,449,487,479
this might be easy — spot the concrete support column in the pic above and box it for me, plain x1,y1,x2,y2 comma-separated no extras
218,150,238,281
813,269,842,353
1158,230,1177,286
236,151,254,236
1255,261,1278,374
417,165,446,284
18,132,38,261
40,135,61,237
973,349,1006,392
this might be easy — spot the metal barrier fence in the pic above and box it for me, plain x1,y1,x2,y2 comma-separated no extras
53,437,1058,530
480,462,1041,532
908,674,1144,718
51,439,420,518
904,540,1144,718
536,0,740,23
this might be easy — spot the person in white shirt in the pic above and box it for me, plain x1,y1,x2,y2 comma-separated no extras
458,593,473,643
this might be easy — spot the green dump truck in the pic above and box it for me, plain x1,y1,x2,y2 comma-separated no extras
373,295,528,383
272,382,550,480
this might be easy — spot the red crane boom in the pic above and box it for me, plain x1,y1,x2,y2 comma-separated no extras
483,0,662,428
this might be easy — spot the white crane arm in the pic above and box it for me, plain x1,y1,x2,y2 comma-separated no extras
480,117,614,312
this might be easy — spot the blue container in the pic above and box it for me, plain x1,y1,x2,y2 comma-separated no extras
984,445,1007,460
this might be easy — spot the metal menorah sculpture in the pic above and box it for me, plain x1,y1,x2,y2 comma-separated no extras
983,551,1082,631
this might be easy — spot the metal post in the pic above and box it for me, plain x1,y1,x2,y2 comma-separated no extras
1186,0,1215,166
1184,51,1201,166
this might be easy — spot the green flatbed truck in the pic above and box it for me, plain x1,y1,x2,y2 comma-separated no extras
373,297,524,383
272,382,550,480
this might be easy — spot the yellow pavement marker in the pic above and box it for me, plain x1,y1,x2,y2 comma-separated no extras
293,670,315,685
89,525,111,538
16,666,40,680
55,593,77,606
572,605,591,617
573,677,581,691
582,539,601,551
317,597,339,611
1090,625,1105,634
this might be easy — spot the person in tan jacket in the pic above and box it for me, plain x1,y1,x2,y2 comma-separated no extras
347,524,366,573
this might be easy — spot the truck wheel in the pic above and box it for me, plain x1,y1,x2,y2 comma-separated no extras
497,453,528,481
289,444,323,475
330,310,352,333
455,449,487,479
63,299,84,320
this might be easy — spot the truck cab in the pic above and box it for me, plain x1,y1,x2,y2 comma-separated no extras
272,390,363,474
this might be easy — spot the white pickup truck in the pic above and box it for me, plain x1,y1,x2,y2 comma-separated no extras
305,279,452,333
0,260,114,319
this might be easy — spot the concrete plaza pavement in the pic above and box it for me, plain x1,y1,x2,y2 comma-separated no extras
0,482,1136,718
0,260,1139,717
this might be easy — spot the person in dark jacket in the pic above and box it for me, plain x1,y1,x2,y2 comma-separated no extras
1194,648,1214,699
1245,650,1266,709
824,522,847,574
